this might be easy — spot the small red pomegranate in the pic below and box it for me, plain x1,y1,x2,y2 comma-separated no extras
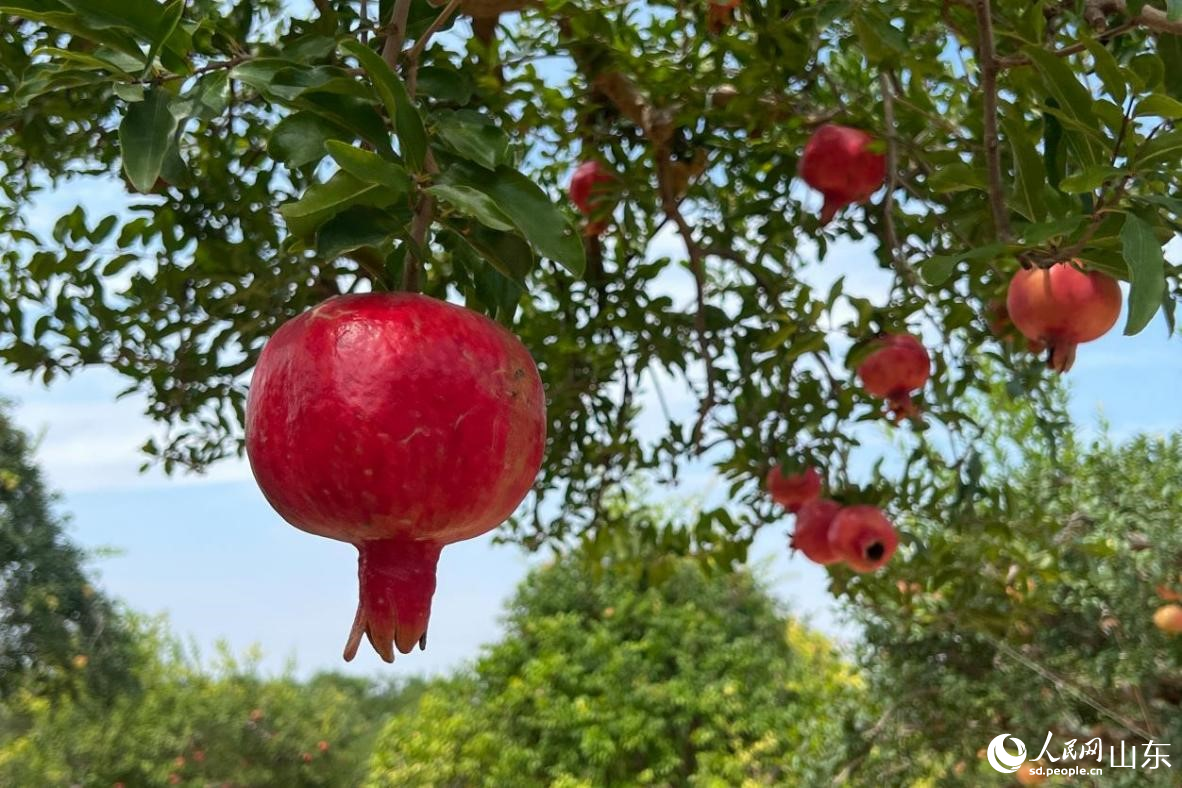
1154,604,1182,634
246,293,546,662
856,333,930,421
708,0,740,34
828,505,898,572
790,498,842,565
568,160,615,235
987,298,1046,355
766,465,822,513
1006,262,1121,373
799,124,886,224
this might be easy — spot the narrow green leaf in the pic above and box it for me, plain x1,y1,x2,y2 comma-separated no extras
921,255,957,286
1025,46,1106,168
142,0,183,79
448,221,535,282
1120,214,1165,335
113,82,145,102
442,162,585,276
316,206,406,261
926,162,987,193
435,110,510,171
1134,93,1182,119
339,39,426,171
1001,114,1047,222
280,170,406,238
428,184,515,232
269,112,345,168
118,87,178,193
1159,35,1182,100
1083,38,1126,104
325,141,412,193
1058,165,1124,195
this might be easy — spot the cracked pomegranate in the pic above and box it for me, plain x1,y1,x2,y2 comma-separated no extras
790,498,842,565
857,333,930,421
828,505,898,572
568,160,615,236
766,465,822,513
1006,261,1121,373
799,124,886,224
246,293,546,662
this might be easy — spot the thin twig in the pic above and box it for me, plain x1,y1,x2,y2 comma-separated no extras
997,21,1137,67
877,70,920,290
382,0,413,67
361,0,369,43
975,0,1011,242
406,0,463,95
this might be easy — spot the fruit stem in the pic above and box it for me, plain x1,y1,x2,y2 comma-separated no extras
343,536,443,663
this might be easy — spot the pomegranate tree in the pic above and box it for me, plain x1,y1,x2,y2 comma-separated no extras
568,160,616,236
798,124,886,224
246,293,546,662
828,505,898,573
1005,261,1121,373
856,333,930,421
766,465,821,513
790,498,842,565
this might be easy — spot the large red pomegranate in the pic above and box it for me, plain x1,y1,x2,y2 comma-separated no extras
766,464,822,513
828,505,898,573
790,498,842,565
799,124,886,224
246,293,546,662
568,160,615,235
1005,262,1121,373
856,333,930,421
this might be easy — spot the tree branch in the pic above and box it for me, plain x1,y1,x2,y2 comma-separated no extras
382,0,413,67
406,0,463,95
1090,0,1182,36
974,0,1012,242
877,70,920,289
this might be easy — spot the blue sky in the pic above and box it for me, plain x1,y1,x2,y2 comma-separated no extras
4,163,1178,681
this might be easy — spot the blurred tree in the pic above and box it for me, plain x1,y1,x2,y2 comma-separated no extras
840,381,1182,786
0,615,427,787
0,403,135,702
366,551,864,786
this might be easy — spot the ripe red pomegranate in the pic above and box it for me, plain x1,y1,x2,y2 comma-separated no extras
790,498,842,565
1154,604,1182,634
568,160,615,235
799,124,886,224
987,298,1046,355
828,505,898,572
856,333,930,421
1006,262,1121,373
766,464,822,513
246,293,546,662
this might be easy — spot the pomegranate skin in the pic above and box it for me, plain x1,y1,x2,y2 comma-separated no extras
568,161,615,235
246,293,546,661
1006,262,1121,373
856,334,930,421
1154,604,1182,634
799,124,886,224
766,465,822,513
790,498,842,565
828,505,898,573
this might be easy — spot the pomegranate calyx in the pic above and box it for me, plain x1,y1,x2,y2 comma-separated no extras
344,536,444,663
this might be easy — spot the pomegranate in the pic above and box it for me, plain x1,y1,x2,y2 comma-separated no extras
1006,261,1121,373
987,298,1046,355
766,464,822,513
707,0,740,34
799,124,886,224
856,333,930,421
1154,604,1182,634
568,160,615,235
827,505,898,572
790,498,842,565
246,293,546,662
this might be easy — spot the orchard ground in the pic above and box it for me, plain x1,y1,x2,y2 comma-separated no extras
5,173,1178,680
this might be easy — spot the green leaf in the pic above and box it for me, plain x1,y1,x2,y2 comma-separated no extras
1171,0,1182,25
316,206,406,261
1057,165,1124,195
1025,46,1106,168
1002,114,1047,222
1083,38,1126,104
1134,93,1182,119
295,92,392,152
435,110,510,171
118,87,178,193
1120,214,1165,336
142,0,183,79
1127,53,1164,92
339,39,427,171
417,66,473,105
280,171,407,238
922,255,957,287
926,162,986,193
448,221,535,282
1137,128,1182,168
113,83,145,102
325,141,412,193
269,112,346,168
428,184,515,232
442,162,585,276
1159,35,1182,100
